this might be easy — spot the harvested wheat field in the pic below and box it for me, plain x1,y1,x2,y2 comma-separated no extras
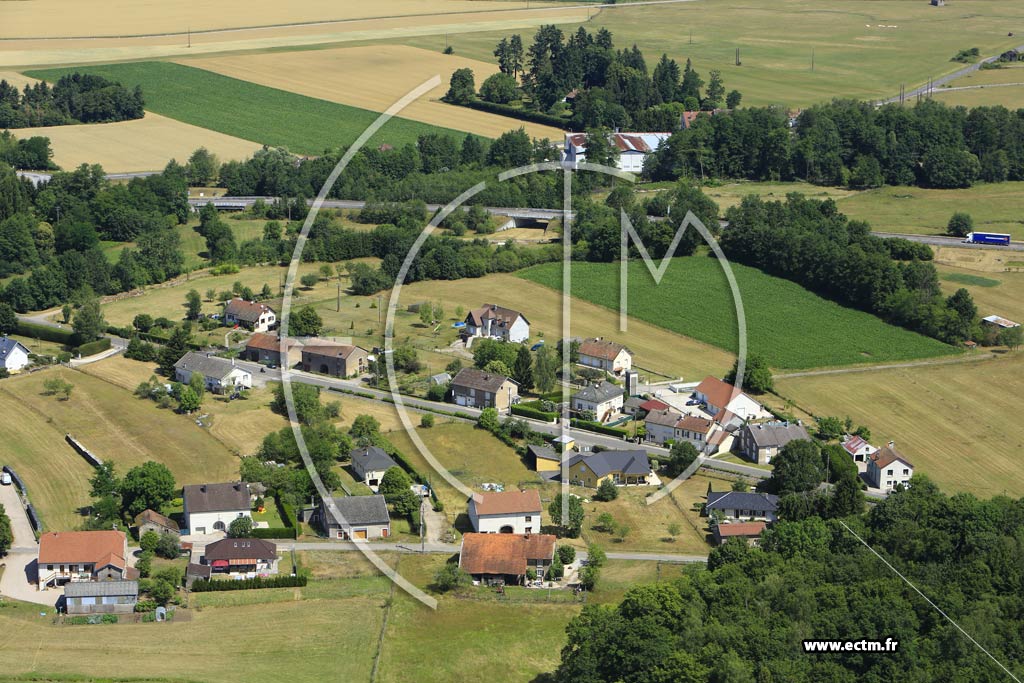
180,45,565,140
1,0,548,39
0,5,589,69
20,112,261,172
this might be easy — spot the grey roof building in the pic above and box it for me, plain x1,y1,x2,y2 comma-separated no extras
320,494,392,540
63,580,139,615
351,446,398,474
736,421,811,465
573,381,625,404
706,490,780,522
174,352,241,381
183,482,250,514
567,449,651,479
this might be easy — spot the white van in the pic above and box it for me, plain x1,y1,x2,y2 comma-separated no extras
1,471,11,485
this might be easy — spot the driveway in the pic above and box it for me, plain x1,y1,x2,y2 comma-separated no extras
0,483,53,607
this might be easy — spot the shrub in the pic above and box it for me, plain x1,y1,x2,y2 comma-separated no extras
459,99,571,129
155,532,180,559
189,574,307,592
557,545,576,565
75,338,111,356
139,530,159,552
420,413,435,428
434,562,469,592
593,479,620,502
15,320,74,345
426,384,447,401
511,404,558,422
547,554,564,580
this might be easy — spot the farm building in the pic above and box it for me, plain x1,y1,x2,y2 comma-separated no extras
527,444,562,472
224,298,276,332
982,315,1020,329
182,481,251,535
450,367,519,411
203,538,279,575
463,304,530,343
174,352,252,394
0,337,30,372
468,489,543,534
578,337,633,375
242,332,301,367
319,494,391,540
841,435,878,463
458,533,556,585
63,580,138,615
301,342,369,378
134,509,180,536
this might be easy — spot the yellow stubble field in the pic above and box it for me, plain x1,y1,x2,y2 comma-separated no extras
178,44,566,140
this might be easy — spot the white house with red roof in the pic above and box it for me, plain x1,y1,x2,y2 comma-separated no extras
37,530,135,589
563,132,671,173
693,376,769,423
841,435,878,463
867,442,914,492
578,337,633,375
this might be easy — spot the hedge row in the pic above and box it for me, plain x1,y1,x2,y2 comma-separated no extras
252,526,297,539
511,404,558,422
16,320,75,345
460,99,573,130
570,418,629,438
75,338,111,356
190,574,307,592
107,325,205,350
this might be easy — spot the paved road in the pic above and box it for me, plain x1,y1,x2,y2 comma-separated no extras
878,44,1024,105
874,231,1024,252
0,483,50,606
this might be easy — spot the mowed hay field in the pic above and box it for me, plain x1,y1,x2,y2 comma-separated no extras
0,5,588,70
180,45,565,140
402,0,1024,107
931,63,1024,109
28,62,471,154
0,0,546,38
519,258,957,370
0,367,238,530
836,183,1024,240
776,353,1024,498
17,112,262,173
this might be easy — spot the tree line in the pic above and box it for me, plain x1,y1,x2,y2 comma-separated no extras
721,194,978,345
646,98,1024,189
0,73,144,128
0,159,188,312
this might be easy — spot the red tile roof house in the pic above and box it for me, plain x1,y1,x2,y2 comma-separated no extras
578,337,633,375
867,442,914,493
458,533,556,586
713,521,767,546
37,530,136,589
693,375,769,423
562,132,671,173
468,490,543,535
224,297,276,332
841,435,878,463
243,332,301,368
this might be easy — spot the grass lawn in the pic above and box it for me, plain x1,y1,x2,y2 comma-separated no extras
27,62,472,154
835,182,1024,241
776,352,1024,498
399,0,1024,108
576,475,714,555
519,257,957,370
700,180,859,213
0,367,238,531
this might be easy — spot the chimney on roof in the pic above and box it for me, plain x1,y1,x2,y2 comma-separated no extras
888,440,895,449
234,482,242,491
200,485,206,493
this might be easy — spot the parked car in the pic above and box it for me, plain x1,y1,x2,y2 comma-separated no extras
1,471,12,485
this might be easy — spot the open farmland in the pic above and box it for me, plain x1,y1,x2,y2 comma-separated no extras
401,0,1024,107
0,367,238,530
836,183,1024,241
776,353,1024,498
519,257,957,369
699,180,859,213
931,63,1024,109
180,45,565,140
0,4,588,70
930,247,1024,323
12,112,262,173
27,62,472,154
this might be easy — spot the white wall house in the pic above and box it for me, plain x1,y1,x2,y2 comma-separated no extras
0,337,30,372
694,375,770,422
867,443,914,492
174,352,252,394
183,482,251,535
469,490,543,534
563,132,671,173
578,337,633,375
224,298,277,332
572,381,625,423
464,304,530,343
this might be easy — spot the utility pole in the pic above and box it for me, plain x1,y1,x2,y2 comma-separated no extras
689,29,692,44
377,295,382,324
811,48,815,72
735,47,740,66
336,281,341,312
187,26,191,49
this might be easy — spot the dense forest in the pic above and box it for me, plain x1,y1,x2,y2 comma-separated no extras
0,73,144,128
0,160,187,312
447,25,738,132
550,476,1024,682
646,98,1024,189
721,194,976,344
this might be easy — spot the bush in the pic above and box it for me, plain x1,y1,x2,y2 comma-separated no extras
569,419,628,438
511,404,558,422
189,574,307,592
15,320,74,345
139,530,159,552
593,478,620,502
75,338,111,357
557,545,576,565
420,413,435,428
155,532,180,559
434,562,469,592
135,550,154,578
252,526,298,539
426,384,447,401
547,554,564,580
459,99,571,129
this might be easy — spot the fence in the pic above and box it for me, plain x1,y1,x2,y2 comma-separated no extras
3,465,41,538
65,434,103,469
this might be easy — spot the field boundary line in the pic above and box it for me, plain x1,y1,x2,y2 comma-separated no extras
775,351,996,379
369,555,400,683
